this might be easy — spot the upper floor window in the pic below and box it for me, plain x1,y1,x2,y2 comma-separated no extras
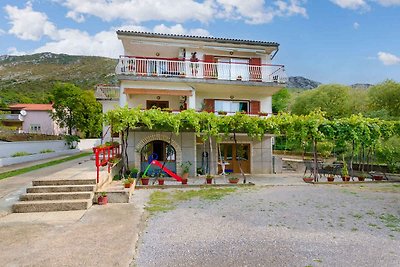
215,100,249,113
30,124,41,132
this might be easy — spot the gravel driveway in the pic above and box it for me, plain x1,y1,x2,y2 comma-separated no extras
134,184,400,267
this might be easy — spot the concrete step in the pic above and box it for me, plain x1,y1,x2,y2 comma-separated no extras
20,192,93,201
27,185,96,193
32,179,96,186
12,199,92,213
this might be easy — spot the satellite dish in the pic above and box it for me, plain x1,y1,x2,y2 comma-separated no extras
20,110,27,116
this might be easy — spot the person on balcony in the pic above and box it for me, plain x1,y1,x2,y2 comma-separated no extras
190,52,199,76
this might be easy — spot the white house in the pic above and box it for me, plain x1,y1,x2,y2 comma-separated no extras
97,31,287,176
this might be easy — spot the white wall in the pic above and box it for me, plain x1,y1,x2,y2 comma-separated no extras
77,139,102,151
0,140,68,158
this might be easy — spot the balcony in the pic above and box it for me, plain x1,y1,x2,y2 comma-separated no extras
0,113,24,122
116,56,287,84
95,84,120,100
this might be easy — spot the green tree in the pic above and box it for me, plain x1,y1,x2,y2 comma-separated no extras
51,83,102,137
368,80,400,119
291,84,352,119
272,88,290,113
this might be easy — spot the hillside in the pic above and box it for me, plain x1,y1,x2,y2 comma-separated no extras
286,76,321,90
0,53,117,105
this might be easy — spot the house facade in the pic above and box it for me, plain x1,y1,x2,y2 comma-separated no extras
97,31,286,176
1,104,65,135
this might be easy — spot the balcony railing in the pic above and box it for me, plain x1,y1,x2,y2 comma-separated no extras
116,56,287,84
0,113,24,122
95,84,120,100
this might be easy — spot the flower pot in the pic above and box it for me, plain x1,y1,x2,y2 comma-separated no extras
124,183,131,188
182,172,189,180
158,179,165,185
141,178,150,185
327,176,335,182
206,178,213,184
181,178,188,185
342,176,351,182
357,176,365,181
229,178,239,184
373,175,383,181
98,196,108,205
303,177,314,183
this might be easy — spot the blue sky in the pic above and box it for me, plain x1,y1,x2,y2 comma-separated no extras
0,0,399,84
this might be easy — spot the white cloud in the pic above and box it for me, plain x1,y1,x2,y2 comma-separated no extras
377,51,400,65
4,2,58,40
331,0,400,9
7,47,27,56
58,0,307,25
330,0,370,10
353,22,360,29
375,0,400,6
153,24,210,36
0,28,5,35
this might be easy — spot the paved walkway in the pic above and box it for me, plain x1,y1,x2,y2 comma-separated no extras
0,156,305,266
0,155,94,217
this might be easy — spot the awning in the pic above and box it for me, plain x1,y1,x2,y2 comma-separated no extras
124,88,193,96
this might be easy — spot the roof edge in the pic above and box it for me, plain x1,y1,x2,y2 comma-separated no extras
116,31,279,47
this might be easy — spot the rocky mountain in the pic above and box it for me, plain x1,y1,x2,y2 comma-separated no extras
350,83,374,89
286,76,321,89
0,52,117,105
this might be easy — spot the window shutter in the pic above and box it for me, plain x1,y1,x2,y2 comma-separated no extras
203,55,216,78
203,99,215,112
250,100,260,114
249,58,261,81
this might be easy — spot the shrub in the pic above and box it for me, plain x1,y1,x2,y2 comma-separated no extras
40,149,55,154
11,152,31,157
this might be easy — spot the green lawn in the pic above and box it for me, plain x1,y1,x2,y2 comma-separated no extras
0,152,92,180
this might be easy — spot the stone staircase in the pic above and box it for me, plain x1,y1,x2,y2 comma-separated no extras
12,178,96,213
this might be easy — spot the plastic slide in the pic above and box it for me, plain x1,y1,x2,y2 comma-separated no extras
151,160,183,182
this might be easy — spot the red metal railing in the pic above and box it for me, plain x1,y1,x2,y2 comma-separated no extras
93,143,120,183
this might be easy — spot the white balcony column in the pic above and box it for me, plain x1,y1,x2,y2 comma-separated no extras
119,87,127,107
187,88,196,109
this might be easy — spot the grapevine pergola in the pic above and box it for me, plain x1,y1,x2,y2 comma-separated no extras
105,107,400,179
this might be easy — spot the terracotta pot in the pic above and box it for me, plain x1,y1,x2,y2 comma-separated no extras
98,196,108,205
229,178,239,184
181,178,188,185
182,172,189,180
206,178,213,184
303,177,314,183
373,175,383,181
342,176,351,182
358,176,365,181
158,179,164,185
141,178,150,185
327,176,335,182
124,183,131,188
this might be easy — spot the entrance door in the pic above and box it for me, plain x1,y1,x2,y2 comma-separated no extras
218,143,250,173
141,140,176,176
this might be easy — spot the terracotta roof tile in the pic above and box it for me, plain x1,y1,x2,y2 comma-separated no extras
9,103,53,111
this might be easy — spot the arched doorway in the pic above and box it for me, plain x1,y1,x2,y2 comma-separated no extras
141,140,177,176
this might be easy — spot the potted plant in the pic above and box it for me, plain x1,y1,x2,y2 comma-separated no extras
228,177,239,184
258,112,268,117
358,172,366,181
341,160,350,182
158,173,165,186
123,179,131,188
236,75,242,81
130,168,139,178
217,111,227,115
206,174,213,184
181,161,192,184
327,174,335,182
303,176,314,183
98,192,108,205
141,175,150,185
372,173,384,181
